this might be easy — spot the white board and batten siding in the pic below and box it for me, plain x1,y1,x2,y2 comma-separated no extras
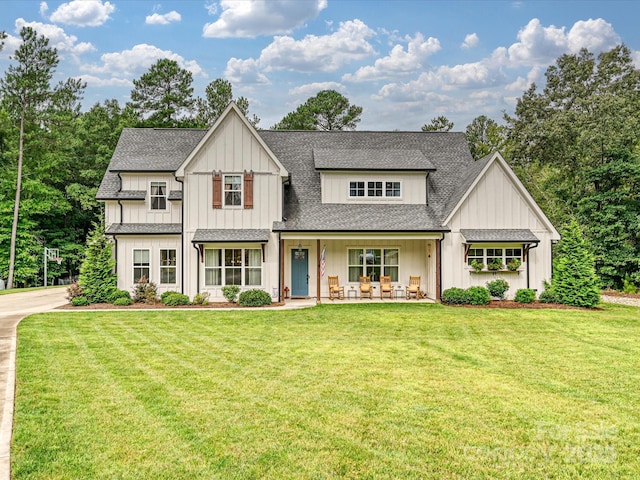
119,173,182,224
115,235,182,294
180,111,284,299
442,156,559,297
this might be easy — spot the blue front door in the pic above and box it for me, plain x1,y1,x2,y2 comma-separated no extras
291,249,309,297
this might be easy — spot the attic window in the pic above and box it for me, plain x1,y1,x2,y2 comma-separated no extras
349,180,402,199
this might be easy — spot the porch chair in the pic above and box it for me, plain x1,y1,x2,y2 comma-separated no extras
380,275,393,300
359,276,372,299
328,275,345,300
406,276,421,300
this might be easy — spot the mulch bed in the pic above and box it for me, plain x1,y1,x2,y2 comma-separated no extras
57,301,285,310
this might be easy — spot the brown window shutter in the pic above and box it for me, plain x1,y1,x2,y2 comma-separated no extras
244,171,254,209
212,172,222,208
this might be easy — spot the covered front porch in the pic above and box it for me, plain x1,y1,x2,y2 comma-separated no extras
279,233,443,303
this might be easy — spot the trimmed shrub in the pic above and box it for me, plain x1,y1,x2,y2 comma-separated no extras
515,288,536,303
162,292,190,306
66,282,83,301
132,276,158,304
486,279,509,300
538,290,558,304
466,286,491,305
109,289,131,303
221,285,240,303
113,297,132,306
71,296,90,307
192,292,210,305
238,289,272,307
441,287,471,305
506,258,522,271
161,290,180,303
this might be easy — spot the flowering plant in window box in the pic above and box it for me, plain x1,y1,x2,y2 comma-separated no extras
507,258,522,271
487,259,504,271
470,259,485,272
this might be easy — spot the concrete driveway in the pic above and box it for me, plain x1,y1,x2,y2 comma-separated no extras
0,287,69,480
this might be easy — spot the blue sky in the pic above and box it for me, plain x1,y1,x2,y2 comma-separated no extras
1,0,638,131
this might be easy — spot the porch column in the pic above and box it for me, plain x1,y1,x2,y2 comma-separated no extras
280,237,285,302
435,239,442,301
316,239,321,302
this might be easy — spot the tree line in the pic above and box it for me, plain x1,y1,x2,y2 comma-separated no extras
1,27,638,290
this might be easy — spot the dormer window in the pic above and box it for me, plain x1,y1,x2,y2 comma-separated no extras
349,180,401,198
150,182,167,210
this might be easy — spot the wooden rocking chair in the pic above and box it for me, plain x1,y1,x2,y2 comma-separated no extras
359,276,372,299
380,275,393,300
328,275,344,300
406,276,421,299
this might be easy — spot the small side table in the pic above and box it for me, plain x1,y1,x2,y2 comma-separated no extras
394,287,405,299
347,288,358,299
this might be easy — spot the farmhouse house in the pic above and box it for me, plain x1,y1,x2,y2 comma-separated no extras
97,102,560,302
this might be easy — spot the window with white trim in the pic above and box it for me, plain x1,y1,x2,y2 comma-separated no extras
348,181,401,198
348,248,399,282
160,249,176,284
223,175,242,206
150,181,167,210
133,249,150,282
466,247,523,268
204,248,262,286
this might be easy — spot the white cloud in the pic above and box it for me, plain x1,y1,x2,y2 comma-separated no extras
39,1,49,18
507,18,568,67
633,50,640,68
49,0,115,27
74,74,131,87
343,32,440,82
567,18,620,53
203,0,327,38
83,44,204,78
462,33,479,49
289,82,345,97
259,19,376,73
224,57,270,84
13,19,95,55
146,11,182,25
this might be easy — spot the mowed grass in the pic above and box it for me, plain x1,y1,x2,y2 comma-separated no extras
13,303,640,479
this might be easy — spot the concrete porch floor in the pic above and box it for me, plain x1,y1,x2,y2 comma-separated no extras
285,296,436,307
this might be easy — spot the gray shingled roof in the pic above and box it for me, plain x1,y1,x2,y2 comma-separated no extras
259,130,474,232
99,128,480,232
105,223,182,235
192,229,271,243
168,190,182,201
110,128,207,172
313,148,436,171
460,229,540,243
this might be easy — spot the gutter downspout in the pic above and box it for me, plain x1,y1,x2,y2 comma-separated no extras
526,242,539,289
278,232,282,303
192,243,200,294
175,175,185,294
436,232,444,302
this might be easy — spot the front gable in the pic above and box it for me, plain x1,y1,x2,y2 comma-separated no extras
175,102,288,178
445,153,559,238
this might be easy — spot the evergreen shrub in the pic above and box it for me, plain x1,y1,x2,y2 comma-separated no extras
514,288,536,303
71,296,90,307
109,289,131,303
486,279,509,299
161,292,190,306
466,286,491,305
78,223,117,304
113,297,132,306
192,292,210,305
221,285,240,302
238,289,272,307
441,287,471,305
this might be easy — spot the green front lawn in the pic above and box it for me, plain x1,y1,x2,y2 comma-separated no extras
13,304,640,479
